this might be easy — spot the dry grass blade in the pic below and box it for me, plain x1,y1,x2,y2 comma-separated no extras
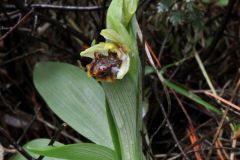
215,139,227,160
204,92,240,112
187,126,203,160
145,42,161,68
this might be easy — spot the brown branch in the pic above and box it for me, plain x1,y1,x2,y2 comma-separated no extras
30,4,107,11
0,9,33,41
37,123,67,160
153,80,190,160
0,127,36,160
11,0,91,44
3,4,107,11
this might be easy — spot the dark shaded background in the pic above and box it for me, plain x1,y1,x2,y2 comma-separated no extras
0,0,240,159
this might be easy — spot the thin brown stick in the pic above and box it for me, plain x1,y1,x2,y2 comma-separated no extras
36,117,81,143
146,42,161,68
204,91,240,112
172,92,203,160
215,139,228,160
0,9,33,41
187,127,203,160
0,127,36,160
37,123,67,160
206,109,229,159
153,80,190,160
30,4,106,11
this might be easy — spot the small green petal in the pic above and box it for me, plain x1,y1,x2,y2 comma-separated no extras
80,43,117,58
100,29,125,44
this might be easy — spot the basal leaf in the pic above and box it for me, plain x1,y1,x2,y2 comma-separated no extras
33,62,113,148
10,139,63,160
103,76,138,160
28,143,118,160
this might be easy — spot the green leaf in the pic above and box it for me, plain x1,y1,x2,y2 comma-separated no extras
144,66,154,75
186,7,204,28
157,0,175,12
106,0,132,45
80,42,117,58
107,18,132,45
123,0,138,25
33,62,113,149
10,139,63,160
28,143,118,160
107,0,124,28
201,0,209,3
217,0,228,6
106,0,138,27
157,2,169,13
163,80,221,114
105,103,122,160
169,10,185,26
100,29,125,44
103,76,138,160
126,17,140,85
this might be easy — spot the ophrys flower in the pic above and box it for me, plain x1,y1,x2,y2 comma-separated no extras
80,42,130,81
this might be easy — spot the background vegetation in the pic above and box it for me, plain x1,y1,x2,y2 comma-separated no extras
0,0,239,159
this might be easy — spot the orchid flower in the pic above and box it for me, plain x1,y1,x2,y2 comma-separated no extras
80,29,131,81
